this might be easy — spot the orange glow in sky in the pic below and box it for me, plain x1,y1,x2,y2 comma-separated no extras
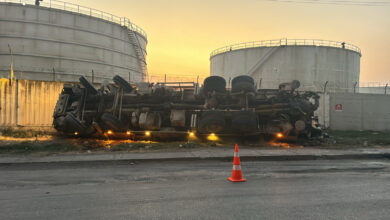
69,0,390,82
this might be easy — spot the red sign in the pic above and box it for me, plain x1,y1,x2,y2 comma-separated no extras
335,104,343,111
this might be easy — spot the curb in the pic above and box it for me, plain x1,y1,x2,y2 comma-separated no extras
0,153,388,166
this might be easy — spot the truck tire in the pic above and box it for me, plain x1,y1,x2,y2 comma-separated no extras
291,80,300,90
101,113,126,131
64,113,87,132
53,115,67,132
79,76,98,95
231,75,255,93
203,76,226,95
113,75,133,93
231,75,254,85
199,111,226,133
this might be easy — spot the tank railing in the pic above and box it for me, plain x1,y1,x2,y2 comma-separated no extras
0,0,147,39
210,39,361,57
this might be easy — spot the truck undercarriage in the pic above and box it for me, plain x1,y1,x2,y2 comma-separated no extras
53,75,320,140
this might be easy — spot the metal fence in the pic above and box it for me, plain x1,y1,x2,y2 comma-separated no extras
210,39,361,57
0,0,147,39
276,80,387,94
359,82,389,88
146,76,389,94
0,76,388,129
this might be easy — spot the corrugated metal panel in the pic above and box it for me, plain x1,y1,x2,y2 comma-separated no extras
0,79,64,127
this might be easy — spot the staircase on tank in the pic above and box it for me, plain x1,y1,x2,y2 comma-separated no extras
127,29,147,81
247,46,280,76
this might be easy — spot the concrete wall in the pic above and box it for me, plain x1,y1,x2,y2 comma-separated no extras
314,92,330,128
210,45,361,92
329,93,390,131
0,3,147,83
0,78,63,127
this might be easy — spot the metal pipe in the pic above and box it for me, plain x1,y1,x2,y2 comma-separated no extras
81,90,87,121
255,108,289,114
254,103,289,109
118,88,123,119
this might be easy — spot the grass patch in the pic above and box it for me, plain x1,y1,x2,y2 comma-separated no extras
327,130,390,146
0,127,54,138
0,139,213,155
109,141,207,152
0,141,80,154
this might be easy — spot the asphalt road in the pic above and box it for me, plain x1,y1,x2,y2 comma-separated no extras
0,159,389,220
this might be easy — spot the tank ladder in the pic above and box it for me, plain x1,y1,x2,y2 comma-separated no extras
127,29,148,81
247,46,280,76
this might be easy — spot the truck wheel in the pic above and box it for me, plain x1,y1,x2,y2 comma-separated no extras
113,75,133,93
203,76,226,95
101,113,126,131
79,76,98,95
231,75,255,93
231,75,254,85
64,113,87,133
291,80,301,90
53,115,67,132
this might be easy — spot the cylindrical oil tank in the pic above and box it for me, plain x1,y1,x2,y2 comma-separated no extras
210,39,361,92
0,1,147,128
0,1,147,83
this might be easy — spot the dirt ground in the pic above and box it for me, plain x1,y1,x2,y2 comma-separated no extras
0,130,390,155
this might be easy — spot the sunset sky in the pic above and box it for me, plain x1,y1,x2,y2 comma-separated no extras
68,0,389,83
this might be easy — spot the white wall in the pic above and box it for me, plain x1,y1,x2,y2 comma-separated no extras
329,93,390,131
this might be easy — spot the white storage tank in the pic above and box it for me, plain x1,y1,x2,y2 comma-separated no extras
210,39,361,92
0,0,147,128
0,0,147,83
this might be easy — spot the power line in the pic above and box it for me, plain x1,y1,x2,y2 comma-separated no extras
262,0,390,6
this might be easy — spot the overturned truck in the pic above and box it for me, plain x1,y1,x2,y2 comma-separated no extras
53,75,320,139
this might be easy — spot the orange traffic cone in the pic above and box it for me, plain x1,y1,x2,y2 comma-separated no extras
228,144,246,182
